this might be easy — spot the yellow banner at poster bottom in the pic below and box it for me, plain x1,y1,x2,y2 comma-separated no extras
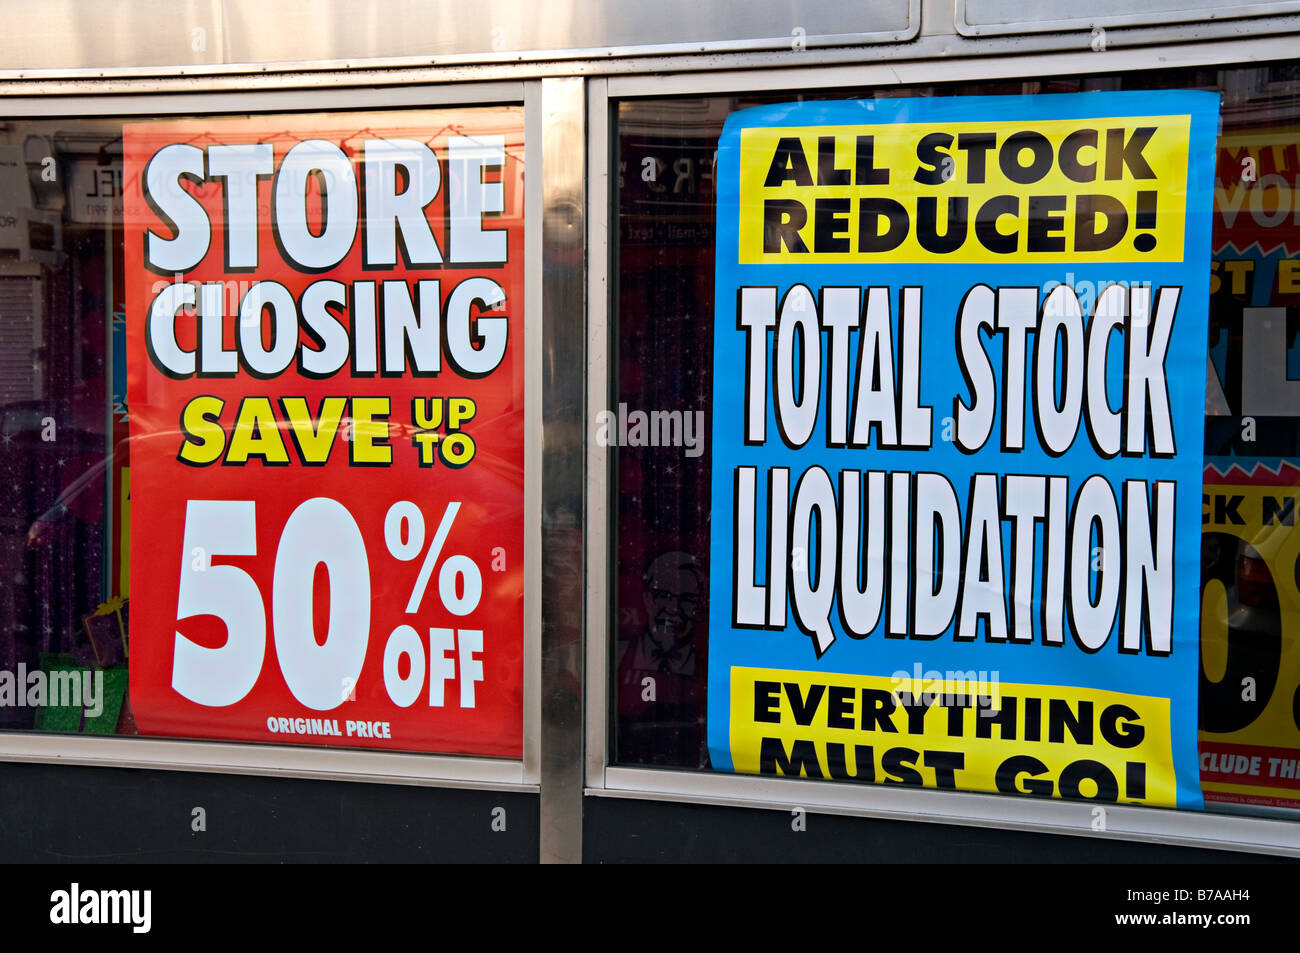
729,667,1176,806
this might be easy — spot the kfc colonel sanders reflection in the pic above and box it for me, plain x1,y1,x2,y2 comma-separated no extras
616,551,709,768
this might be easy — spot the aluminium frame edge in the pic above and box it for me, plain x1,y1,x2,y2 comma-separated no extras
594,767,1300,857
604,33,1300,98
584,77,611,792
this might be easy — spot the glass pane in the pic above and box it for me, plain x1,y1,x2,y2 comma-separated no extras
611,65,1300,818
0,107,528,757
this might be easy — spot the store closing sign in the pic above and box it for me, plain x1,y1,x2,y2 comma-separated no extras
124,110,525,755
707,92,1220,807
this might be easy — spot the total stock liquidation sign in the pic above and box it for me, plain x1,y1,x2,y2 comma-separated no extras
123,110,525,755
707,91,1220,808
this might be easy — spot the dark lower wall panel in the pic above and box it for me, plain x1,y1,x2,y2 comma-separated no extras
0,761,538,863
583,794,1297,863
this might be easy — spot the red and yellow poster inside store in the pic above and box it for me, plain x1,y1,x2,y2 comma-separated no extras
123,110,525,756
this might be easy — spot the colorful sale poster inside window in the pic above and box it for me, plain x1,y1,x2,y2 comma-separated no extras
124,109,525,756
707,91,1220,808
1200,126,1300,809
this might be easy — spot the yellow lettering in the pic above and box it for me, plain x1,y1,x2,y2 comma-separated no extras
1224,258,1254,296
178,395,227,466
280,396,346,464
226,397,290,465
349,396,392,465
1280,258,1300,295
448,397,477,430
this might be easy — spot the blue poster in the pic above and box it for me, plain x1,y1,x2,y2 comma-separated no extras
707,90,1220,808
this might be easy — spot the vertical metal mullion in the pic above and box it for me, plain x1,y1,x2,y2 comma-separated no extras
522,83,544,786
584,77,610,790
538,75,586,864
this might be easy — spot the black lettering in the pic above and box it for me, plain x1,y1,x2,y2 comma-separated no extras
759,736,823,777
1026,195,1067,252
764,137,813,187
855,135,890,185
945,697,971,736
1074,194,1128,252
857,198,908,253
1022,696,1041,743
999,131,1054,185
974,694,1017,740
1048,698,1094,745
996,755,1053,796
1058,759,1119,801
814,198,851,253
915,196,968,254
1126,761,1146,799
1059,128,1099,183
881,746,923,785
899,694,932,734
827,685,855,730
861,688,899,732
763,199,809,254
754,681,781,723
957,133,997,184
817,136,851,186
1214,494,1245,526
827,743,875,780
974,195,1017,254
1099,703,1145,748
1263,495,1295,526
925,749,965,788
784,681,826,726
1105,127,1158,181
913,132,953,185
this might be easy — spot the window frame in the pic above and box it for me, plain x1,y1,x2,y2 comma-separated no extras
584,40,1300,858
0,79,545,793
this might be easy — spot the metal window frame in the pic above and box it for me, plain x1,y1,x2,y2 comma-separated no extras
3,24,1300,861
584,33,1300,858
0,79,544,795
954,0,1300,37
0,0,922,77
2,0,1300,93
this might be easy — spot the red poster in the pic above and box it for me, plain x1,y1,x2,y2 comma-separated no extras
123,109,526,756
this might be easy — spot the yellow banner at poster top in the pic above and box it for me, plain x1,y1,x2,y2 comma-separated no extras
729,667,1177,806
737,116,1191,264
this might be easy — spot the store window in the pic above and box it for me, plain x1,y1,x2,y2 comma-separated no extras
610,65,1300,817
0,106,527,758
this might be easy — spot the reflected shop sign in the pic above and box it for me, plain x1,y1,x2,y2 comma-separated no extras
123,110,526,755
706,91,1220,807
